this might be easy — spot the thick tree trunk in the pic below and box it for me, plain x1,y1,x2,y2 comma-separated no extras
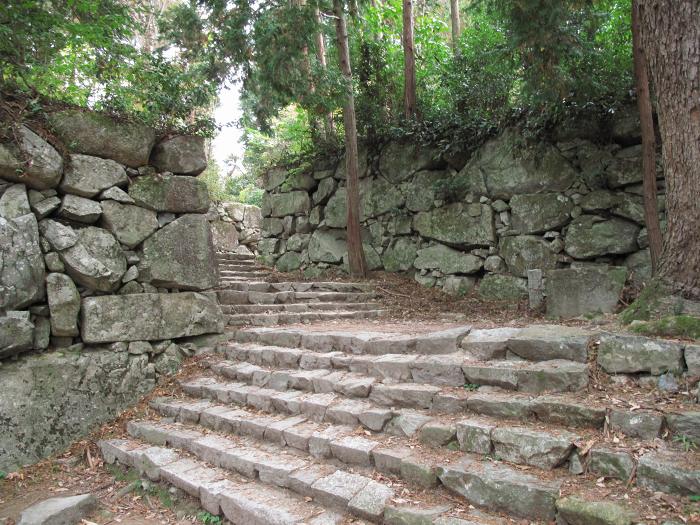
450,0,461,54
402,0,417,119
639,0,700,300
314,7,335,139
333,0,368,277
631,0,663,273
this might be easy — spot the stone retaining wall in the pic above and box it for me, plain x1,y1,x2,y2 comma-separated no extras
209,201,262,255
0,108,225,469
260,105,662,317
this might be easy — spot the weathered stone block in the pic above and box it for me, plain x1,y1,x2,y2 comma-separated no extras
0,126,63,190
129,174,210,213
545,266,627,318
151,135,207,175
59,226,127,292
46,273,80,337
565,216,640,259
101,200,159,248
60,154,127,197
510,193,572,234
414,203,495,247
597,333,684,375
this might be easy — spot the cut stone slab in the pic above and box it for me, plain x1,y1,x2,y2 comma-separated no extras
456,419,495,454
597,333,684,374
637,451,700,496
413,203,496,247
507,324,592,363
0,183,32,218
500,235,558,278
151,135,207,175
57,194,102,223
665,412,700,445
262,191,311,218
556,496,636,525
414,243,483,274
311,470,370,510
509,193,572,234
0,314,35,359
384,504,451,525
478,274,527,301
60,154,127,197
39,219,78,251
490,426,577,469
46,273,80,337
101,200,158,248
30,196,61,219
588,447,635,480
49,109,156,167
81,292,224,343
565,216,640,259
129,174,210,213
545,266,627,318
0,125,63,190
348,479,393,521
99,186,134,203
138,214,218,290
59,226,127,292
460,327,522,360
17,493,97,525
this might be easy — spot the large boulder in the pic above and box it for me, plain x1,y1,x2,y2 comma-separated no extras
378,142,441,183
323,187,348,228
545,266,627,318
381,237,418,272
458,128,578,199
261,191,311,218
39,219,78,251
59,226,127,291
100,200,159,248
308,229,346,263
46,273,80,337
565,216,640,259
0,126,63,189
0,185,45,310
404,170,445,212
0,313,35,359
57,194,102,224
479,274,527,301
500,235,558,278
210,221,239,252
605,146,645,188
138,214,218,290
597,334,684,375
275,251,302,272
48,109,156,167
59,154,127,197
509,193,572,234
129,174,210,213
151,135,207,175
334,145,369,180
80,292,224,343
361,176,405,219
413,203,496,247
414,244,483,275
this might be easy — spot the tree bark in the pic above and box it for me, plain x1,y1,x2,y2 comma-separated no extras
639,0,700,300
333,0,368,277
631,0,663,274
402,0,417,119
314,7,335,139
450,0,461,54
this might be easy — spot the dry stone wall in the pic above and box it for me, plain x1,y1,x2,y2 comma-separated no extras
0,109,225,470
208,201,262,255
261,106,661,317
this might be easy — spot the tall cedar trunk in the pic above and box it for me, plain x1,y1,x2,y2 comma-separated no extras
639,0,700,299
333,0,368,277
632,0,663,273
293,0,319,138
402,0,417,119
314,7,335,139
450,0,461,53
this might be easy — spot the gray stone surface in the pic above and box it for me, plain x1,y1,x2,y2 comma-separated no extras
546,265,627,318
478,274,527,301
139,214,218,290
1,186,45,310
491,426,577,469
46,273,80,337
597,333,684,374
500,235,558,278
510,193,572,234
414,244,482,274
308,229,346,263
0,126,63,190
507,324,592,363
637,451,700,496
130,174,210,213
60,226,127,292
151,135,207,175
57,194,102,223
263,191,311,218
81,292,224,343
101,200,159,248
413,203,495,247
210,221,239,252
555,496,636,525
60,154,127,197
39,219,77,251
49,109,156,167
565,216,640,259
0,314,35,359
666,412,700,445
99,186,134,203
18,493,97,525
379,142,440,183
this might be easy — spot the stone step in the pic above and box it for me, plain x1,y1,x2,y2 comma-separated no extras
216,253,256,260
219,265,266,273
221,271,270,279
226,309,386,327
99,439,346,524
221,301,382,315
151,394,582,471
219,281,374,293
216,290,377,305
125,417,565,521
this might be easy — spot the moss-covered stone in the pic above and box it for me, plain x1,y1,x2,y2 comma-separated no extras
556,496,636,525
478,274,527,301
129,174,209,213
630,315,700,340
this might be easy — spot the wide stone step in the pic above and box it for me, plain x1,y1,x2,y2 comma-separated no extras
117,421,505,524
216,253,256,261
99,439,344,524
221,302,382,314
151,394,581,471
217,290,377,305
219,281,374,293
226,309,386,327
218,264,262,272
125,417,569,522
221,271,270,279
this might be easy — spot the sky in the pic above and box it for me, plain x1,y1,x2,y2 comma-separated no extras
211,81,245,172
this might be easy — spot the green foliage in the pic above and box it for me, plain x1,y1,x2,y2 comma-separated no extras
198,511,223,524
0,470,6,480
198,163,227,203
673,434,698,453
630,315,700,341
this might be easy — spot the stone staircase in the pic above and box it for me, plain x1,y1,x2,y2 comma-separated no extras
215,252,386,327
100,324,700,524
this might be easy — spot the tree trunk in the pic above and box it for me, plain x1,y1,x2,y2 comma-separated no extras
639,0,700,300
450,0,461,54
402,0,417,119
314,7,335,139
333,0,368,277
631,0,663,274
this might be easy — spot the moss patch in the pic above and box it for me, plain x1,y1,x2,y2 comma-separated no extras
631,315,700,341
620,281,663,323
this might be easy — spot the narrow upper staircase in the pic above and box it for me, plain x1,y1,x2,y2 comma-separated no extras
215,252,386,327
